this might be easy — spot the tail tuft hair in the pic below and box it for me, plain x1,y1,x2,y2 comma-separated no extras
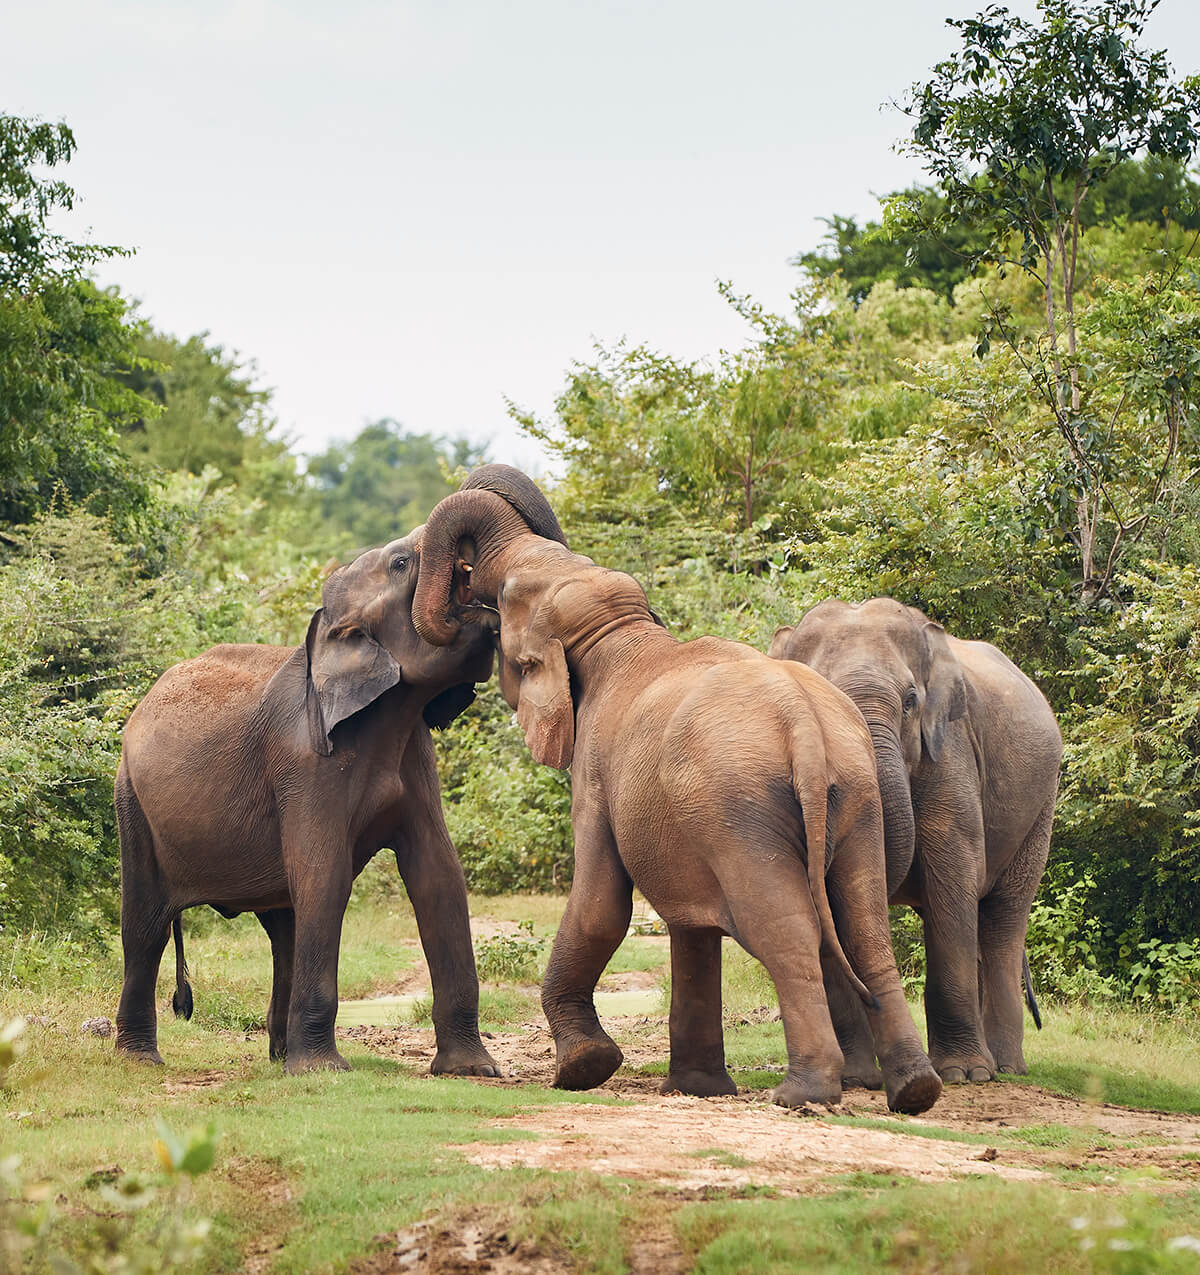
171,915,193,1021
1022,948,1042,1031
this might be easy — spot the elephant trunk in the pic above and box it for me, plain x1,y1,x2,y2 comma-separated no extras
413,488,534,645
869,723,916,898
458,464,568,547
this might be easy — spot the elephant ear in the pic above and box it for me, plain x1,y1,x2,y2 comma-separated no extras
920,621,967,764
516,636,574,769
422,683,476,730
304,608,402,756
768,625,795,659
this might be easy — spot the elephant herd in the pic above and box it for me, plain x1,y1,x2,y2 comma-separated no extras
114,465,1061,1117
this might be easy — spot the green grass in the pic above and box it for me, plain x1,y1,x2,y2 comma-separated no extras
8,892,1200,1273
674,1184,1200,1274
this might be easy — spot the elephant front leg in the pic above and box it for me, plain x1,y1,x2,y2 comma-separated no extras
283,855,352,1075
663,926,736,1097
923,889,996,1084
542,813,632,1091
394,825,499,1078
257,908,295,1063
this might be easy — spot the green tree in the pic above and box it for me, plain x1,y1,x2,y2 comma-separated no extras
307,420,485,548
117,325,288,485
0,115,152,532
889,0,1200,599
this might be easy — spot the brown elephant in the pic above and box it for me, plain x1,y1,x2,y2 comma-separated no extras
410,480,942,1114
770,599,1062,1085
115,516,513,1075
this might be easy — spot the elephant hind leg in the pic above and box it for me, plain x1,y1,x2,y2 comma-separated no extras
257,908,296,1062
719,856,844,1109
980,798,1055,1075
115,766,172,1063
662,926,736,1097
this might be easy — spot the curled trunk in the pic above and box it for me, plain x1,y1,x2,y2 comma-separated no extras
413,488,533,645
459,464,567,546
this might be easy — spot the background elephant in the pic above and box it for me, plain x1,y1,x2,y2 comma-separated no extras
770,599,1062,1085
115,524,505,1075
411,478,942,1114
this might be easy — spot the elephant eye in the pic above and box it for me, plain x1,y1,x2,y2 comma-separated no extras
902,688,918,713
390,554,410,573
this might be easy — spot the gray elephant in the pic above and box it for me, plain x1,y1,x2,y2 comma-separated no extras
770,599,1061,1085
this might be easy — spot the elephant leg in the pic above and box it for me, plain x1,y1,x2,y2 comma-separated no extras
822,955,882,1090
393,816,499,1078
283,848,352,1075
921,850,995,1084
825,811,941,1114
114,767,171,1064
662,926,736,1097
542,811,632,1091
720,858,845,1109
257,908,295,1063
980,798,1054,1075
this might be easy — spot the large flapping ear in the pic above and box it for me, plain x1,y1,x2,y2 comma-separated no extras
422,684,477,730
516,636,575,769
768,625,796,659
919,621,967,764
304,608,402,756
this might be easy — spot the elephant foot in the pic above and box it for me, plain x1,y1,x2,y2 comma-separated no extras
661,1068,737,1098
938,1064,994,1085
995,1061,1027,1076
553,1036,623,1091
883,1057,942,1115
431,1045,502,1078
268,1042,287,1063
841,1068,884,1091
284,1050,350,1075
770,1069,842,1109
116,1044,164,1066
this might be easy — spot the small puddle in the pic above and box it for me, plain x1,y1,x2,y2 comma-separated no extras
338,987,662,1028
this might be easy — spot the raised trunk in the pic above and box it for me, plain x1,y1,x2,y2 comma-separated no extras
459,464,568,546
868,724,916,899
413,488,534,646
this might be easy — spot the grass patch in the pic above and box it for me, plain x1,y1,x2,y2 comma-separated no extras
675,1182,1200,1274
688,1148,752,1168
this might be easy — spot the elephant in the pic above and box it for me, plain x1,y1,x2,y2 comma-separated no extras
114,513,520,1075
410,477,942,1114
770,599,1062,1085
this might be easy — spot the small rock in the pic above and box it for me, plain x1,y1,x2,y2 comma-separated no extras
976,1146,999,1162
80,1017,114,1038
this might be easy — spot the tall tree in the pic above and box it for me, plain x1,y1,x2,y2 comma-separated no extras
890,0,1200,600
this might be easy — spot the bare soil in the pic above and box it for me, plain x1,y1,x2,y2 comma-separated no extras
343,1017,1200,1197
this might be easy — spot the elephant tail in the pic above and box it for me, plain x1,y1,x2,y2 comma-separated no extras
791,737,878,1012
171,915,193,1021
1023,948,1042,1030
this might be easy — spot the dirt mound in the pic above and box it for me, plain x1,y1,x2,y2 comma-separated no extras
353,1212,570,1274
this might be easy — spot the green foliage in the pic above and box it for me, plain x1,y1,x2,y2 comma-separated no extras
307,419,483,548
436,683,574,894
473,920,547,984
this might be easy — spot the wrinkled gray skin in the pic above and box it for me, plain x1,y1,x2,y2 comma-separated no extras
115,529,501,1076
771,599,1062,1085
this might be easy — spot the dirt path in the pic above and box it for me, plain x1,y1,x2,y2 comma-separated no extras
342,1018,1200,1196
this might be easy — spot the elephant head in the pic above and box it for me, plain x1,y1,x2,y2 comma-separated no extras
281,528,498,756
412,483,653,769
770,599,967,882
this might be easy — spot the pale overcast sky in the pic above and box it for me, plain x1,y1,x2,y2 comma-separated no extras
7,1,1199,471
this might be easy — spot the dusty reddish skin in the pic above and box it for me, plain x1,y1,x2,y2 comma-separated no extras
414,489,942,1114
115,529,500,1077
771,600,1062,1087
